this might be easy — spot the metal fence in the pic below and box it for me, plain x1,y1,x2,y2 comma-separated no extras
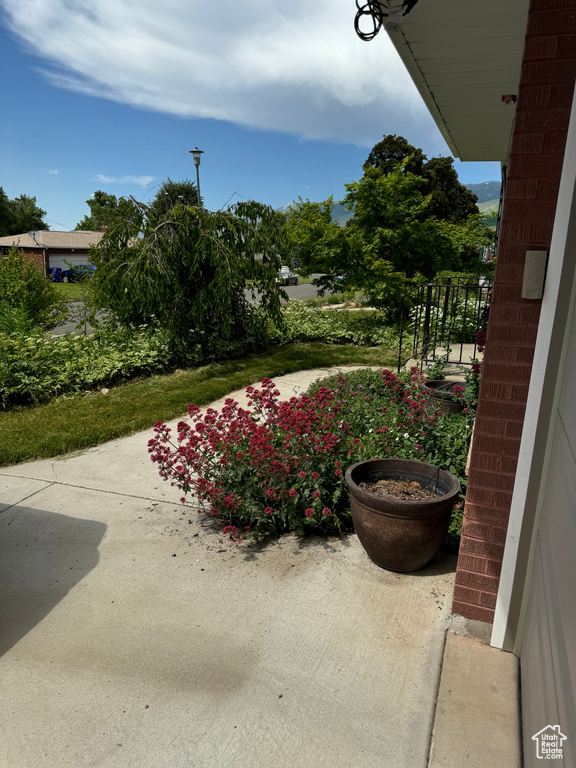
398,278,492,372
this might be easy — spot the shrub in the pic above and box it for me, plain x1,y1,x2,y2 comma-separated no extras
0,246,68,331
0,323,176,408
278,301,399,348
149,378,360,542
150,367,475,546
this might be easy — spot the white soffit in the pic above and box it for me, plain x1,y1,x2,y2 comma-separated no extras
386,0,530,162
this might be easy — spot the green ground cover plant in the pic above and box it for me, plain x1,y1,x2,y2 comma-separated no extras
0,344,394,466
150,367,473,549
1,302,398,410
280,301,399,347
0,323,174,409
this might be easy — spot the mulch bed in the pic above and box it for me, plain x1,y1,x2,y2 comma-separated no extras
359,478,438,501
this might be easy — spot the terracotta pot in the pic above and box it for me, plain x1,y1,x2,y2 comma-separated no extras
422,379,465,415
345,458,460,572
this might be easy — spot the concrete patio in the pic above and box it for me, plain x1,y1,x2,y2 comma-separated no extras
0,368,520,767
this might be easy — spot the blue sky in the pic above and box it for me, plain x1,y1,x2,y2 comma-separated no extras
0,0,501,232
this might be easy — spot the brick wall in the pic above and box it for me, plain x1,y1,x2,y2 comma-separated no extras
453,0,576,623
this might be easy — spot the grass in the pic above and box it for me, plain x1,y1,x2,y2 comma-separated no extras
53,282,86,300
0,342,395,467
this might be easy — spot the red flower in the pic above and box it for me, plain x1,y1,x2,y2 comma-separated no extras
322,508,332,516
305,508,314,517
289,489,298,498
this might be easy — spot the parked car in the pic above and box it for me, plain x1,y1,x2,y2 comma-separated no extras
48,267,62,282
60,264,96,283
276,266,299,286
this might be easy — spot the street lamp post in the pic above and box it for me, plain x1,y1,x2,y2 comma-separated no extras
189,147,204,206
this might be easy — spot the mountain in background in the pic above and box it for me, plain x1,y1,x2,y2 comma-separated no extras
465,180,501,204
276,201,353,226
279,180,501,225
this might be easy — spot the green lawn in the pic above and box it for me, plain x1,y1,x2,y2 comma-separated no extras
0,343,395,467
53,282,87,300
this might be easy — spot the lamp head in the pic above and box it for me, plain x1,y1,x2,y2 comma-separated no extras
189,147,204,166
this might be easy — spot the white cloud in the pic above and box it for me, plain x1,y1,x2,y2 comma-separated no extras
94,174,155,188
47,169,60,175
2,0,436,147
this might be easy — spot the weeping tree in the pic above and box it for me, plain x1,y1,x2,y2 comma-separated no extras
90,197,288,359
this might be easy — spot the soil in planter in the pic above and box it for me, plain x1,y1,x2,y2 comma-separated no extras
358,478,438,501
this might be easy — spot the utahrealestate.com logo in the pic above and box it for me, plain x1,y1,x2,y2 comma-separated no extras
532,725,567,760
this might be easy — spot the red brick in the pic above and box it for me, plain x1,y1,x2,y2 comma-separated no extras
501,455,519,474
557,35,576,59
464,504,511,528
496,221,533,243
481,361,535,385
479,400,527,423
519,304,544,325
480,591,498,609
456,553,489,574
461,520,492,541
550,82,576,106
487,324,539,345
491,526,509,545
488,304,521,324
518,85,552,108
514,346,538,365
536,178,562,199
527,10,576,37
485,559,504,577
505,178,540,199
453,584,483,605
523,35,559,60
456,569,500,593
515,106,572,133
460,537,505,560
504,199,560,222
452,602,495,624
474,418,506,437
468,469,516,492
471,452,504,473
494,491,514,509
512,133,546,154
505,420,525,439
508,153,565,178
543,130,570,153
464,486,495,506
530,222,556,242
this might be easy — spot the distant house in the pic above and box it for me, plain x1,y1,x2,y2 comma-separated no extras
0,230,105,276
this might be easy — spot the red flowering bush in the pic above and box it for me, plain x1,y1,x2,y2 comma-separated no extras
148,378,362,542
149,368,474,547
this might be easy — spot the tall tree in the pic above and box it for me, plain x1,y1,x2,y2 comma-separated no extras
0,187,48,236
147,178,202,225
90,197,286,359
364,134,479,223
74,190,120,231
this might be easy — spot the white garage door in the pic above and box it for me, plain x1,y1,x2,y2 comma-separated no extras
49,253,93,271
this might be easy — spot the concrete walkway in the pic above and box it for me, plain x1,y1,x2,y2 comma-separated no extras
0,368,519,767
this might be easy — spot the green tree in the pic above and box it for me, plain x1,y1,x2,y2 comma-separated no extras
365,134,426,177
90,197,287,358
364,134,478,223
0,187,48,236
284,196,341,273
296,164,490,315
0,246,68,332
74,190,120,231
147,178,202,226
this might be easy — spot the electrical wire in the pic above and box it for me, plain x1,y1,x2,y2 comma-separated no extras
354,0,420,41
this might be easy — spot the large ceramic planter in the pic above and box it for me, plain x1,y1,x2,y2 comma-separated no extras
345,458,460,572
422,379,465,415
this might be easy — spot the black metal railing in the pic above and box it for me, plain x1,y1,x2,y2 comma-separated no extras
398,278,492,372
